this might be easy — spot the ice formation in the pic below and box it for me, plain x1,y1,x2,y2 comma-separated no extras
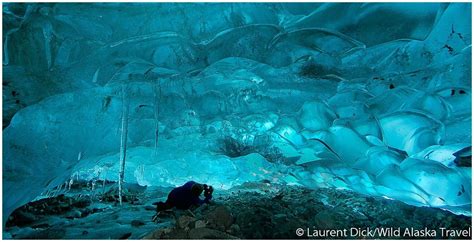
2,2,472,223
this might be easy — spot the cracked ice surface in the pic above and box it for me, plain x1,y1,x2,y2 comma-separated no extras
2,2,472,221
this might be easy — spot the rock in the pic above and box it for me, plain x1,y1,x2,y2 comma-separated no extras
272,213,287,224
194,220,207,229
80,208,92,218
144,205,156,211
9,210,37,226
380,218,394,225
230,224,240,234
313,209,340,229
352,211,368,221
31,223,50,229
188,228,238,239
177,215,196,229
65,210,82,219
27,228,66,239
205,206,234,230
118,232,132,240
131,220,145,227
142,228,174,239
91,208,102,213
72,199,91,208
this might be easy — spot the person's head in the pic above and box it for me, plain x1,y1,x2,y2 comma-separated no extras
191,183,204,197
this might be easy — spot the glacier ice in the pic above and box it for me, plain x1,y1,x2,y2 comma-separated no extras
2,2,472,223
379,111,445,155
414,143,471,167
298,100,336,131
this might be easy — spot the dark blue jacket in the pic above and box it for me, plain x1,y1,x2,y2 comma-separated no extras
167,181,212,209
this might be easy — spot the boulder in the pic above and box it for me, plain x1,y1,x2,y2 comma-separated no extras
177,215,196,229
194,220,207,229
142,228,174,239
131,219,145,227
8,210,37,226
205,206,234,230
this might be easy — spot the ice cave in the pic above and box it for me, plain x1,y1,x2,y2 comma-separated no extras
2,2,472,239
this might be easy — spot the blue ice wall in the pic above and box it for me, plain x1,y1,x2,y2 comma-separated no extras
2,3,472,221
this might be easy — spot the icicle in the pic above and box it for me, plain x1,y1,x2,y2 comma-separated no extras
92,68,100,83
101,167,107,194
55,184,61,197
91,180,96,199
118,84,130,206
59,183,64,196
51,187,56,197
42,22,53,70
153,82,161,158
68,178,73,191
3,29,15,65
3,5,34,66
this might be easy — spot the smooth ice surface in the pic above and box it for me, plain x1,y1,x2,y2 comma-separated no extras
2,2,472,223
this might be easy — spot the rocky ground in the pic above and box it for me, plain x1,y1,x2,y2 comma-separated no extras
4,181,472,239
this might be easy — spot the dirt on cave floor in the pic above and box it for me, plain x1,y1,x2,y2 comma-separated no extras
3,181,472,240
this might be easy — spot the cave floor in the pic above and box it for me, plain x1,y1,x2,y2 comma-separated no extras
4,181,471,239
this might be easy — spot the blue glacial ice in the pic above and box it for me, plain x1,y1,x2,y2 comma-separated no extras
2,2,472,223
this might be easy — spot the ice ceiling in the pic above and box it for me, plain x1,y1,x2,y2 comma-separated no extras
2,3,472,221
